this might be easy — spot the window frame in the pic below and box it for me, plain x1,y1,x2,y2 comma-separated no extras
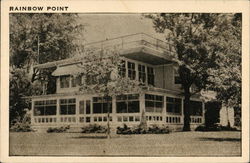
145,94,163,113
34,100,57,116
166,97,182,115
116,94,140,113
59,98,76,115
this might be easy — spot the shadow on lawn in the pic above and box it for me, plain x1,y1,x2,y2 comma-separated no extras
199,137,241,142
71,135,108,139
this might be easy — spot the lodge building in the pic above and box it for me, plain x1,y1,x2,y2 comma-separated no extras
30,33,205,131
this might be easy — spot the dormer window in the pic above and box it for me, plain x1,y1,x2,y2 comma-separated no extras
60,75,70,88
71,76,82,87
174,68,181,84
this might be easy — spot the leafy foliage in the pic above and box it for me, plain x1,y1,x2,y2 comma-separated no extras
116,124,170,134
9,68,42,125
10,13,84,68
78,48,142,96
146,13,241,130
47,125,70,133
81,124,107,133
9,13,85,127
10,108,34,132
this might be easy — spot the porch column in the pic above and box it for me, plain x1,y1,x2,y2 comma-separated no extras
112,96,117,123
31,100,35,124
202,101,205,124
162,95,166,123
181,98,184,124
139,93,145,121
56,98,60,123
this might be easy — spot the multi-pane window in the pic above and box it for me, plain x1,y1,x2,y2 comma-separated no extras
60,75,70,88
118,60,126,77
147,67,154,85
190,101,203,116
145,94,163,112
60,98,76,115
34,100,57,116
116,94,140,113
174,68,181,84
72,76,82,87
86,100,91,114
93,96,112,114
166,97,182,114
128,62,136,80
79,100,84,114
138,64,146,83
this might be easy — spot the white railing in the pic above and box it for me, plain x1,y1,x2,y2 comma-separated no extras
83,33,175,54
190,116,203,124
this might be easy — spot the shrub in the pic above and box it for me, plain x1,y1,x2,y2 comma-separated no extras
10,122,34,132
10,109,33,132
117,124,170,134
195,124,238,132
81,124,107,133
47,125,70,133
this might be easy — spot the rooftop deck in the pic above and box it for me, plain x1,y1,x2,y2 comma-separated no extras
84,33,175,54
34,33,175,69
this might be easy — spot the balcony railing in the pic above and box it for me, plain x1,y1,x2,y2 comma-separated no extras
83,33,175,54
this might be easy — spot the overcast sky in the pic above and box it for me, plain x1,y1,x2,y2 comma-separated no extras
79,14,166,44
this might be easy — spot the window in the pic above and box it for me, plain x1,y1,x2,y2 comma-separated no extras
190,101,203,116
118,60,126,77
147,67,154,85
174,68,181,84
93,97,112,114
166,97,182,114
79,100,84,114
60,75,70,88
60,98,76,115
128,62,136,80
145,94,163,112
116,94,140,113
138,64,146,83
34,100,57,116
86,100,91,114
72,76,82,87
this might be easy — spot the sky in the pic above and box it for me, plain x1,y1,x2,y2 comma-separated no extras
79,14,166,44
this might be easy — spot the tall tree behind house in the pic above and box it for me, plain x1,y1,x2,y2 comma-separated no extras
146,13,241,130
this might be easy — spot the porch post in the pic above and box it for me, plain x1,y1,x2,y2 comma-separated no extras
181,98,184,124
202,101,205,124
56,98,60,124
162,95,166,123
112,96,116,123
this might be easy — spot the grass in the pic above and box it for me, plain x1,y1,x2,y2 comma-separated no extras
9,131,241,156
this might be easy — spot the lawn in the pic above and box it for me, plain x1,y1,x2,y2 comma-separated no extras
9,131,241,156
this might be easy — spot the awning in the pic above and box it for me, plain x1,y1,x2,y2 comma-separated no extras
52,64,83,76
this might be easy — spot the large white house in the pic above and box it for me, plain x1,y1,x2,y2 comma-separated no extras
30,33,205,131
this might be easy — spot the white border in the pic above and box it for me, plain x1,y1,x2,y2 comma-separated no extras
1,0,249,162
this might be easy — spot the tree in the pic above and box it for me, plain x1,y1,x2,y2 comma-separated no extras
9,68,42,125
9,13,85,125
77,48,141,138
146,13,241,131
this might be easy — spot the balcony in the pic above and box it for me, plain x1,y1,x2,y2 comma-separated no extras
83,33,175,65
34,33,175,69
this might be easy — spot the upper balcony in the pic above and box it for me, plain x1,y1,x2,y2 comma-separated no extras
83,33,175,65
34,33,176,69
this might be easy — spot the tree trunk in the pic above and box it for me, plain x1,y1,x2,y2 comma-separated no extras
183,87,191,131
